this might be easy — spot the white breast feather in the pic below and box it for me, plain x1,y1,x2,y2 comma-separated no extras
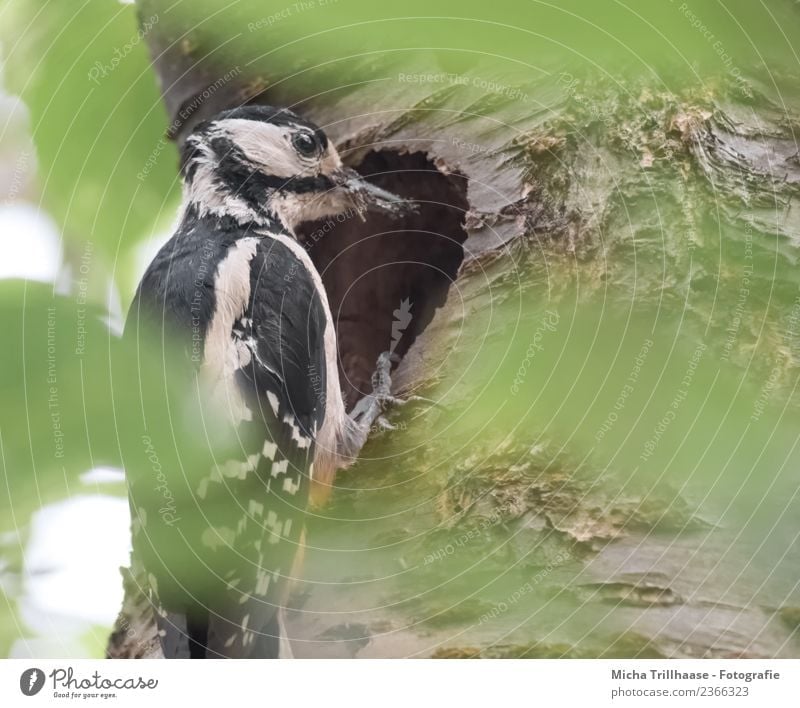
202,237,259,424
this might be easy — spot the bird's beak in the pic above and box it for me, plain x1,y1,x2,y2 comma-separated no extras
333,167,416,218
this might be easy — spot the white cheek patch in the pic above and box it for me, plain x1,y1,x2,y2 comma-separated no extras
271,189,355,233
320,147,342,173
213,119,309,178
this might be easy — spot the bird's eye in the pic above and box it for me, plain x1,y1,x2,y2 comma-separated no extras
292,131,319,157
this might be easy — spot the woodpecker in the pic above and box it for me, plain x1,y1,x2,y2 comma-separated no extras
125,105,407,659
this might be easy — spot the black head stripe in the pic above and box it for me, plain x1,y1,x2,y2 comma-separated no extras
209,137,335,206
263,173,334,195
179,136,204,181
182,105,334,209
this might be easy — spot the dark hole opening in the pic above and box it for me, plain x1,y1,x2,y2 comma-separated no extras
298,151,469,408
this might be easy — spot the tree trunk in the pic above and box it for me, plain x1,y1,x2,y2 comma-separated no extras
108,2,800,659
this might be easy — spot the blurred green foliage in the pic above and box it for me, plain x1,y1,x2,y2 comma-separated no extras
1,0,799,657
158,0,800,92
0,278,233,531
1,0,179,271
0,280,235,655
3,0,800,291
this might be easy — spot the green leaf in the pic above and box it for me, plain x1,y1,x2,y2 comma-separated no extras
1,1,179,264
0,279,229,534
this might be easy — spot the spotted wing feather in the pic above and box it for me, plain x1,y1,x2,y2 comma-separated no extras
127,225,328,658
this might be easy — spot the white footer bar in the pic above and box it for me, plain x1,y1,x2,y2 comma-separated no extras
1,659,798,707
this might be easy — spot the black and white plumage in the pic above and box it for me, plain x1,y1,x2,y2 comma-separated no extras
124,105,407,659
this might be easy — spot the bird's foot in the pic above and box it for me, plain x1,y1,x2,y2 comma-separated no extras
349,352,396,430
349,352,442,438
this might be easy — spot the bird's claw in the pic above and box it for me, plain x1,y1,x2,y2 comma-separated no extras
382,393,439,409
374,416,397,432
348,352,442,452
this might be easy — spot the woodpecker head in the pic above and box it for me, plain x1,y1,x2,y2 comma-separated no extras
180,105,407,231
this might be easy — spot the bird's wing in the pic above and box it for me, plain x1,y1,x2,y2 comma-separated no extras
198,234,328,657
127,227,328,658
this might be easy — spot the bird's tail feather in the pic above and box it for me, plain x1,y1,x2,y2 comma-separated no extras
157,605,285,659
